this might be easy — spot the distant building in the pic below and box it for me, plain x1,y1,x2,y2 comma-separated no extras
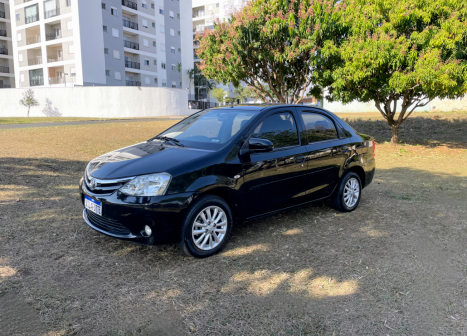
9,0,193,89
0,0,15,88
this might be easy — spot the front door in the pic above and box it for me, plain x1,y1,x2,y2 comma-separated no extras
298,109,350,200
242,111,309,218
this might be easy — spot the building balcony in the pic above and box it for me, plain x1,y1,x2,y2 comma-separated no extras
124,40,139,50
28,56,42,66
122,0,137,10
49,76,75,85
125,60,140,69
26,35,41,45
44,7,60,19
0,30,6,37
0,66,9,73
30,77,44,86
25,14,39,24
0,84,11,88
126,80,141,86
46,30,62,41
0,47,7,55
0,11,5,19
122,18,138,30
48,53,63,63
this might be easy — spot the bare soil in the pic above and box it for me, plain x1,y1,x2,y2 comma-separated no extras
0,115,466,335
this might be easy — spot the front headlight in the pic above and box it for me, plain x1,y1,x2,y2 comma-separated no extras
120,173,172,196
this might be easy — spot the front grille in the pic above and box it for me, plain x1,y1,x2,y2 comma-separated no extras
84,173,132,195
86,210,132,236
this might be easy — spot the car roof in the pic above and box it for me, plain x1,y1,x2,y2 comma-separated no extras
212,104,327,112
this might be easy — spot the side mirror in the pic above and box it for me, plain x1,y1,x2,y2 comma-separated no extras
240,138,274,155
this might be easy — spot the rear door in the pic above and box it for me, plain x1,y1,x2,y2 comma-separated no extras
242,110,309,218
297,108,350,200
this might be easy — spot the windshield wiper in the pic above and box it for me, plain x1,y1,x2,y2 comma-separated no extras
147,136,184,147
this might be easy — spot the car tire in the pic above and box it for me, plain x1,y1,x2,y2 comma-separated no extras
331,171,362,212
178,195,233,258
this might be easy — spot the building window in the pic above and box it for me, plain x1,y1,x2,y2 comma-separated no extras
161,43,165,52
153,41,156,47
19,54,23,62
153,59,157,66
145,77,150,84
17,33,22,42
111,7,118,16
67,20,73,30
142,19,148,28
70,67,76,77
16,13,20,21
68,44,75,54
144,59,149,66
178,31,181,36
151,2,155,9
162,81,167,87
104,48,109,54
169,10,174,18
178,48,181,53
170,28,174,36
177,13,180,19
159,7,164,14
161,62,166,69
106,70,110,76
66,0,71,7
112,28,119,37
143,39,149,47
172,81,176,88
171,64,176,71
113,50,120,59
142,0,147,8
154,77,158,85
170,47,175,54
160,25,165,34
101,3,106,9
115,71,121,80
216,3,219,7
103,25,108,32
152,22,155,28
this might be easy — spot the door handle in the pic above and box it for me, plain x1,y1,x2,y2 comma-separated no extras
295,156,306,164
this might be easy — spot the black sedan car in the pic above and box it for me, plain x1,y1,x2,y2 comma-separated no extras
79,105,375,258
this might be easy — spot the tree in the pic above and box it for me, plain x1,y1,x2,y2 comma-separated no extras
316,0,467,144
187,67,216,100
197,0,345,104
210,88,228,104
233,86,248,103
19,89,39,117
176,62,182,88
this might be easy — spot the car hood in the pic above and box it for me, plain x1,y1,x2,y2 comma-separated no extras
87,142,212,179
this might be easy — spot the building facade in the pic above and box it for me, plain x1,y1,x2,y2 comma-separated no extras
192,0,247,103
0,0,15,88
9,0,193,89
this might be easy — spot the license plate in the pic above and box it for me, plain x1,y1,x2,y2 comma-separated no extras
85,196,102,216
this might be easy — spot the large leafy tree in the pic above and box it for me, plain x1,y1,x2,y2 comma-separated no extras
317,0,467,144
197,0,345,104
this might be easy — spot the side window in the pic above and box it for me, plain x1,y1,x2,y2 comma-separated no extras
252,112,299,148
301,112,338,143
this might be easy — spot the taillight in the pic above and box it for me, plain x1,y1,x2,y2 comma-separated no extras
372,139,375,158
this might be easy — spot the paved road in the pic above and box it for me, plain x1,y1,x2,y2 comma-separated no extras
0,117,184,130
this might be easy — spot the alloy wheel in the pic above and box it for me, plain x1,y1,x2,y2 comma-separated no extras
343,177,360,208
192,206,228,251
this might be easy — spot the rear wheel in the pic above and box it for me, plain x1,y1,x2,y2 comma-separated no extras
331,171,362,212
178,195,233,258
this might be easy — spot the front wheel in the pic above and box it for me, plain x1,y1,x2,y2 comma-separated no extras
178,195,233,258
331,171,362,212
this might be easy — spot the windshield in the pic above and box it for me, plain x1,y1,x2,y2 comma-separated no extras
159,109,259,150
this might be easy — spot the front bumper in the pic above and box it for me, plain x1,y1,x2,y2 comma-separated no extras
79,177,196,244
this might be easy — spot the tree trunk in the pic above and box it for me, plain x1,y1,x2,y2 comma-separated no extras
391,125,400,145
27,107,30,117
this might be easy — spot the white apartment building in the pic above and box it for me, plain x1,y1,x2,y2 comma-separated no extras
0,0,15,88
10,0,193,89
192,0,247,103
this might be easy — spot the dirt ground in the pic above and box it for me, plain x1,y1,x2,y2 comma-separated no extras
1,113,467,335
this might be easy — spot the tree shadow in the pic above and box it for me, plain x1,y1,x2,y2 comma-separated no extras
1,158,467,335
343,116,467,149
42,98,62,117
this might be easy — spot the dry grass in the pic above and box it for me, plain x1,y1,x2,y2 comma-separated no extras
1,115,467,335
